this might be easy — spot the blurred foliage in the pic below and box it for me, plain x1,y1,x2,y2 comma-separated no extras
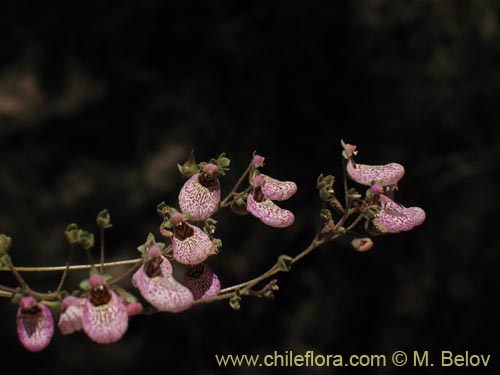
1,1,499,373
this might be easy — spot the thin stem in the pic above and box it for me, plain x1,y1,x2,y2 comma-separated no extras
0,284,20,294
343,159,349,207
85,249,94,269
0,258,142,273
220,161,253,207
215,236,330,297
4,255,32,293
55,245,74,294
109,262,142,285
100,227,105,274
0,290,14,298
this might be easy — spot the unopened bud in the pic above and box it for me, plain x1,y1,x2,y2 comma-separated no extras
351,237,374,252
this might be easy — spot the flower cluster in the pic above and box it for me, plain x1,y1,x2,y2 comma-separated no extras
2,143,425,352
246,155,297,228
342,141,425,235
9,151,299,351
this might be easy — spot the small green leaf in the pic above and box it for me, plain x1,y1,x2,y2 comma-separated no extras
182,211,190,221
277,255,293,272
156,242,166,250
89,267,99,276
64,224,81,245
96,209,112,229
103,274,113,282
156,201,168,216
146,233,155,242
0,234,12,253
229,295,241,311
80,231,95,250
79,279,90,291
137,244,146,254
126,295,138,303
366,189,373,199
177,150,199,177
10,293,23,304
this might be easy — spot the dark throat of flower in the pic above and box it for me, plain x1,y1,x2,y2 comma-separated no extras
21,305,42,337
144,256,164,278
253,187,265,203
187,264,204,279
90,285,112,306
198,171,219,191
174,222,194,241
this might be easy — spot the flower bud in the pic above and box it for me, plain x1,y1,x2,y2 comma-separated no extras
351,238,374,252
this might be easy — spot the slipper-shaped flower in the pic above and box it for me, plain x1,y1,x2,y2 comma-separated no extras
184,263,221,300
170,212,212,265
179,163,221,221
82,274,128,344
132,246,193,312
17,296,54,352
58,296,84,335
373,195,425,233
347,159,405,187
247,188,294,228
259,174,297,201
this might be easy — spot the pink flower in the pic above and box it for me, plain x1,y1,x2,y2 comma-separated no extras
347,159,405,187
373,195,426,233
82,274,128,344
178,163,221,221
132,245,193,312
259,174,297,201
253,154,265,168
170,212,212,265
370,183,384,196
17,296,54,352
342,143,357,158
247,175,295,228
184,264,221,300
58,296,84,335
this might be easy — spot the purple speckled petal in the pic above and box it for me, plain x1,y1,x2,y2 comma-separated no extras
247,192,294,228
82,291,128,344
132,255,172,287
374,195,425,233
406,206,426,227
260,174,297,201
58,296,84,335
172,225,212,265
132,266,193,312
347,160,405,186
17,296,54,352
184,264,221,300
179,173,221,221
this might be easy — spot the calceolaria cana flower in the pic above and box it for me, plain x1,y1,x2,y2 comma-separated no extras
259,174,297,201
247,175,295,228
373,195,426,234
132,245,193,312
170,212,213,265
17,296,54,352
344,142,404,187
58,296,84,335
179,163,221,221
82,274,128,344
184,263,221,300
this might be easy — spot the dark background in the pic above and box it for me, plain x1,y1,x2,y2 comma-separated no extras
1,1,499,374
